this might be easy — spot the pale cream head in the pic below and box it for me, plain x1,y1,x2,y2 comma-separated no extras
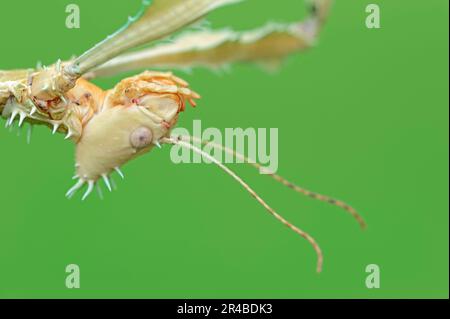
74,71,198,181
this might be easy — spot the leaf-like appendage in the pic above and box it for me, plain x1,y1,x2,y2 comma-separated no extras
69,0,242,76
89,23,315,77
88,0,333,78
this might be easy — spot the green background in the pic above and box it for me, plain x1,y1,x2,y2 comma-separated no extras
0,0,448,298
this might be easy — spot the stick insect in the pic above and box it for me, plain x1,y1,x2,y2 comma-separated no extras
0,0,365,273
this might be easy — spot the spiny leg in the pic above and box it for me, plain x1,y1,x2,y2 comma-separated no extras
161,136,323,273
175,134,366,230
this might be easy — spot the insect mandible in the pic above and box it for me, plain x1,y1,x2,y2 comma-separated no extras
0,0,365,273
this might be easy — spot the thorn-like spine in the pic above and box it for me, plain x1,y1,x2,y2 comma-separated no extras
55,59,62,72
114,167,125,179
102,174,112,192
52,123,60,135
66,179,85,199
18,112,26,127
6,110,18,127
110,178,117,190
65,129,73,140
82,181,95,201
154,141,162,149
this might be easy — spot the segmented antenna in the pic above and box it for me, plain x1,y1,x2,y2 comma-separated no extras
176,134,366,230
162,136,324,273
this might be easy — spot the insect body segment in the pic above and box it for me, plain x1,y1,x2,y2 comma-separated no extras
1,68,103,142
71,71,199,198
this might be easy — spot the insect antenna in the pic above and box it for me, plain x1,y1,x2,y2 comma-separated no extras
175,135,366,230
161,136,323,273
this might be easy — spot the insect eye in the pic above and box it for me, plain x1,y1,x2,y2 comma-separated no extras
130,126,153,149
